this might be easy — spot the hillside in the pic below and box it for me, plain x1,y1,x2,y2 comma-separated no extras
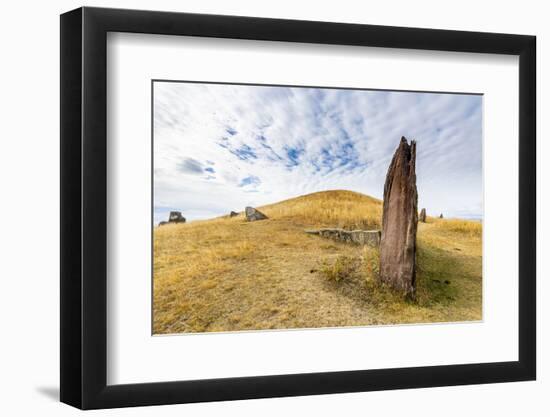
153,190,482,334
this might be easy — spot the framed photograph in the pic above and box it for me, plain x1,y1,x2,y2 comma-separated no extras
60,7,536,409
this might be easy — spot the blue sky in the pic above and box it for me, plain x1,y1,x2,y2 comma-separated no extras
153,82,482,224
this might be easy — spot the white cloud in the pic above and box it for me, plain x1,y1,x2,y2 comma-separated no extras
153,82,482,223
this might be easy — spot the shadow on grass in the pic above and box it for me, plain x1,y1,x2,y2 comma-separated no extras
415,243,465,307
318,240,479,313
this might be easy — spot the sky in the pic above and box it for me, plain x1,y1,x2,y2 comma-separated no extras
153,81,482,224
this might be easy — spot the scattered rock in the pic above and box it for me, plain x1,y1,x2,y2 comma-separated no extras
419,208,426,223
379,137,418,298
168,211,186,223
229,211,239,217
305,228,381,247
245,206,268,222
439,213,444,219
159,211,186,226
444,280,451,285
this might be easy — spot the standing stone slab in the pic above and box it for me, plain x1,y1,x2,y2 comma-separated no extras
419,208,427,223
245,206,268,221
379,137,418,297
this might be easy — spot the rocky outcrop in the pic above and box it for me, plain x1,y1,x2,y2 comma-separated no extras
306,228,381,247
229,211,239,217
379,137,418,297
419,208,426,223
245,206,268,221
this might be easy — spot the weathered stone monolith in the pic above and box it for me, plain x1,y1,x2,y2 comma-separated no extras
419,208,426,223
439,213,444,219
245,206,268,221
379,137,418,297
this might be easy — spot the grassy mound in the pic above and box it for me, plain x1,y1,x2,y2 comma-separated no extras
153,190,481,334
260,189,382,230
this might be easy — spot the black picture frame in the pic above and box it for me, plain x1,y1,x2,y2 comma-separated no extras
60,6,536,410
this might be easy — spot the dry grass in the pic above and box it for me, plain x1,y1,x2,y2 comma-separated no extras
153,190,482,334
320,255,360,282
429,217,482,237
